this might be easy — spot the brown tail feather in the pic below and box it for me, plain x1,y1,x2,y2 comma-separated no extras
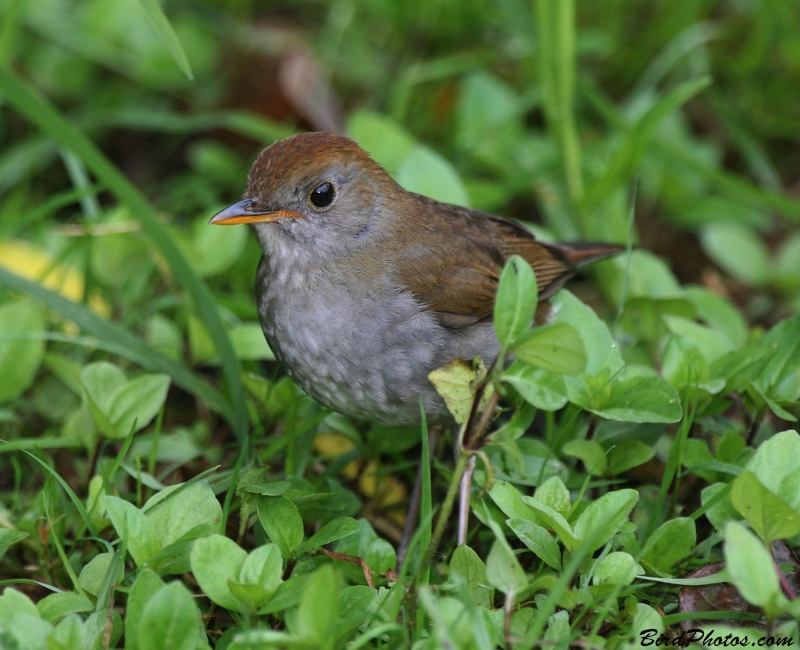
546,242,627,267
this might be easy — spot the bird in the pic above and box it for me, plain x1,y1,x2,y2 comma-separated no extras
210,132,622,428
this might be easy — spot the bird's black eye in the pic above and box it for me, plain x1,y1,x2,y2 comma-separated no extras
309,182,335,208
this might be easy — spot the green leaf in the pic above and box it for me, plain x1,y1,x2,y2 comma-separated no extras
78,553,123,597
507,519,562,570
0,67,247,446
450,545,491,607
562,440,607,475
0,300,46,403
520,497,578,553
238,544,283,602
0,529,28,559
701,222,772,286
189,534,246,612
592,551,643,586
230,323,275,361
511,323,586,375
190,212,246,277
730,471,800,543
753,317,800,403
594,374,682,424
137,582,201,650
133,0,194,80
494,255,538,347
126,570,166,650
573,489,639,554
396,144,470,206
641,518,696,576
489,480,539,522
106,373,171,439
297,517,360,555
257,495,304,559
532,477,572,516
296,564,340,647
47,614,87,650
745,430,800,511
724,521,779,610
606,440,656,475
583,76,711,210
663,315,735,364
553,291,623,375
485,535,527,594
36,592,93,624
684,286,749,348
104,496,161,567
502,362,568,411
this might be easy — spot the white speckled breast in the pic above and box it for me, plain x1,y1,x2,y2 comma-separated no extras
255,250,500,427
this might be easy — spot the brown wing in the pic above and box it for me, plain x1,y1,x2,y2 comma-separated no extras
394,195,622,328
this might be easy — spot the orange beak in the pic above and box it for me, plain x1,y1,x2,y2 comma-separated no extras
209,198,302,225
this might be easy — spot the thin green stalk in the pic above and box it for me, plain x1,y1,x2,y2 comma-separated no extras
536,0,584,208
418,451,470,579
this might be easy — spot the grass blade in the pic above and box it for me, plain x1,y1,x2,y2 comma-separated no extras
134,0,194,80
0,268,231,420
0,66,248,446
536,0,583,206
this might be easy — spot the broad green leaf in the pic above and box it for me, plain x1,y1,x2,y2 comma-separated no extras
106,373,171,439
297,517,360,554
296,564,341,647
126,570,166,650
191,211,246,277
684,286,748,348
502,362,568,410
573,489,639,554
0,528,28,559
745,430,800,511
456,71,520,150
711,345,774,394
0,300,46,403
753,317,800,402
532,476,571,516
507,518,562,570
239,544,283,600
47,614,87,650
724,521,779,609
632,603,664,640
104,496,161,567
78,553,123,597
701,222,772,286
663,315,734,364
144,481,222,549
552,291,623,375
257,495,304,559
731,471,800,543
81,362,126,413
562,440,607,475
606,440,656,475
138,582,201,650
489,480,539,522
450,545,491,607
592,551,643,586
521,497,578,552
494,255,538,346
134,0,194,79
701,483,742,532
396,144,470,207
592,374,681,423
485,535,527,594
511,323,586,375
36,591,92,624
641,518,696,576
230,323,275,361
366,537,397,574
189,534,247,612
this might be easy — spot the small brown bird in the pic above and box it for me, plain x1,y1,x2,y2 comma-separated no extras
211,132,621,427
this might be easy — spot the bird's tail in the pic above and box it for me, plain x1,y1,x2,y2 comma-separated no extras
546,241,627,267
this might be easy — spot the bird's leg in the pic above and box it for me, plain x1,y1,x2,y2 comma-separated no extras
397,425,441,570
457,455,476,545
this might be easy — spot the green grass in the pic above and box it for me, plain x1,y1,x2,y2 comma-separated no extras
1,0,800,648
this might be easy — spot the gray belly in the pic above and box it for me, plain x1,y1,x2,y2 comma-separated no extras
256,263,499,427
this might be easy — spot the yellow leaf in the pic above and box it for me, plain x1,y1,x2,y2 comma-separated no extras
0,240,111,317
428,357,494,425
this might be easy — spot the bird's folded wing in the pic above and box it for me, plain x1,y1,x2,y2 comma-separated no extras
395,200,577,328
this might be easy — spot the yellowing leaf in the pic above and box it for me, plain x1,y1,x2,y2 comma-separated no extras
428,357,494,425
0,240,110,316
313,433,359,479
